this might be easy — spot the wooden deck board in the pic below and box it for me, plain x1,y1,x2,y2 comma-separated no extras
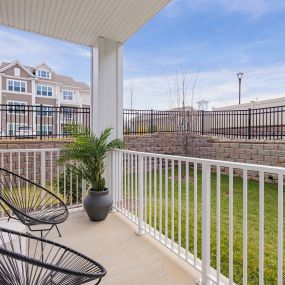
50,210,200,285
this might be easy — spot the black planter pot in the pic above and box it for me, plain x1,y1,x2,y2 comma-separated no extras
83,188,113,221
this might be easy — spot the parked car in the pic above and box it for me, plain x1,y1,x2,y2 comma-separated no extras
0,130,6,138
15,126,36,139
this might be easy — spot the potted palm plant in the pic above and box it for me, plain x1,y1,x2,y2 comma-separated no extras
57,127,124,221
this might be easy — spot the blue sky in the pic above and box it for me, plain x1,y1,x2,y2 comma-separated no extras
1,0,285,110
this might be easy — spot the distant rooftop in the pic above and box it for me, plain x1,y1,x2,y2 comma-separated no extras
0,60,89,92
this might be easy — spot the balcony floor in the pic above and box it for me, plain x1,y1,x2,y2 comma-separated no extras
50,210,200,285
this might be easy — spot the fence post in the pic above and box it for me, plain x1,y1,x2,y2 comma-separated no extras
136,154,144,235
187,110,190,132
248,108,252,140
201,162,211,285
40,104,43,140
150,109,154,133
201,110,205,135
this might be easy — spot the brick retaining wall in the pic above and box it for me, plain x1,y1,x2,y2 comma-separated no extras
0,139,71,150
124,133,285,181
0,139,71,183
123,132,188,156
1,136,284,182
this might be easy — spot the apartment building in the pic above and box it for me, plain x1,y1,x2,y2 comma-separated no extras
0,60,90,136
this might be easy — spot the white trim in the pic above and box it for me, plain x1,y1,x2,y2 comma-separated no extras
7,100,27,104
3,91,32,96
2,74,34,80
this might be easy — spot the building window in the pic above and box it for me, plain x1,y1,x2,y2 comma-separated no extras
8,80,26,92
62,90,74,100
14,68,20,77
36,85,53,96
62,107,74,121
36,70,51,79
36,105,53,117
36,124,53,135
7,101,27,115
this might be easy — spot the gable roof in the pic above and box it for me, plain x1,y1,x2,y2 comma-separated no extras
0,60,90,91
0,60,35,77
53,74,89,91
36,63,52,71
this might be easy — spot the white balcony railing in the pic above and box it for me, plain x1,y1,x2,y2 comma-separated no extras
111,149,284,285
0,147,283,284
0,148,86,217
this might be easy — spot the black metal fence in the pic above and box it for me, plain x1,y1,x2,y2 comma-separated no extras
123,109,189,135
2,104,285,140
124,106,285,140
0,104,90,140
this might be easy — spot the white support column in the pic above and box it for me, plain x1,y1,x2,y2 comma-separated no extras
91,37,123,190
0,74,2,105
0,74,2,133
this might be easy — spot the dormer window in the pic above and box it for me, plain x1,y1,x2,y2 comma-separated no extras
36,70,51,79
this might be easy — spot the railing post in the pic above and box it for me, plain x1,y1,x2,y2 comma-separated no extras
136,154,144,235
201,162,211,285
40,104,43,140
111,150,121,212
40,151,46,188
201,110,205,135
248,108,252,140
111,151,116,211
40,151,46,206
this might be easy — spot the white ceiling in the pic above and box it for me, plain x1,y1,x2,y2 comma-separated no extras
0,0,171,46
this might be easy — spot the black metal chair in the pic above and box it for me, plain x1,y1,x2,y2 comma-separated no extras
0,168,68,238
0,227,106,285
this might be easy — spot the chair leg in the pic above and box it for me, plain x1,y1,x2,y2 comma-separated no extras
40,230,44,261
55,225,62,237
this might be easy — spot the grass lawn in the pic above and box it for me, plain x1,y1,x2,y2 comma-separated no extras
125,167,284,285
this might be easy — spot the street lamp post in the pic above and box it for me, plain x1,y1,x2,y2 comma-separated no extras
237,72,243,105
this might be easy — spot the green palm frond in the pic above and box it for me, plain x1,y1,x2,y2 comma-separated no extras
57,127,124,191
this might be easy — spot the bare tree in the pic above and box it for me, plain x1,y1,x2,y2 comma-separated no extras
129,80,135,110
166,69,199,157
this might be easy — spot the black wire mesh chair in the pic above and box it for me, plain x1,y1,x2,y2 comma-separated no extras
0,227,106,285
0,168,68,238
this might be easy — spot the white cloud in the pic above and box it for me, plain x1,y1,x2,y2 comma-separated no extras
167,0,285,19
0,28,90,71
124,65,285,110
